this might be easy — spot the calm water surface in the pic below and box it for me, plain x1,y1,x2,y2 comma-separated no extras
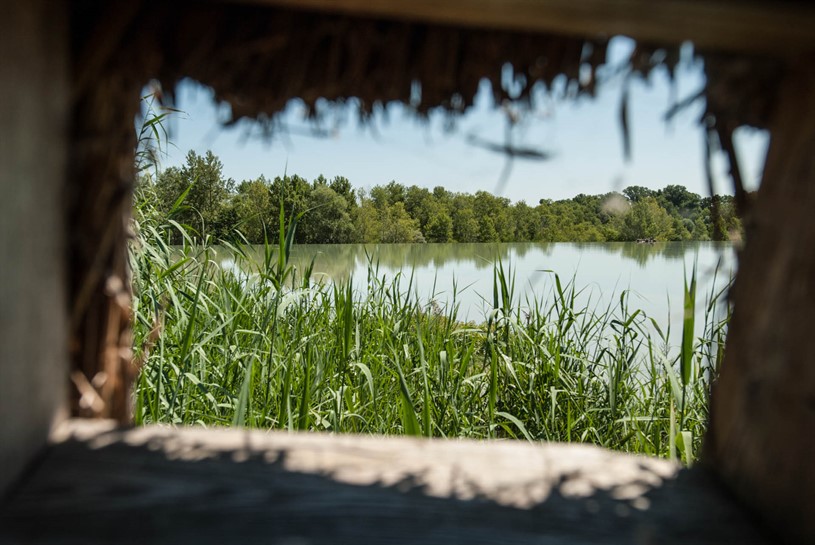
223,242,735,337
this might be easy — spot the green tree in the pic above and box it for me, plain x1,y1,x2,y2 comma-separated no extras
151,161,731,245
369,185,391,209
451,195,479,242
717,197,743,240
622,185,656,203
422,197,453,242
511,201,541,241
232,176,273,242
403,185,432,226
692,215,711,240
473,191,513,242
424,204,454,242
657,184,701,214
299,185,355,244
670,216,693,241
538,199,605,242
268,174,312,240
380,202,424,243
155,150,234,239
353,196,382,243
432,186,452,207
384,180,406,206
329,175,357,212
621,196,675,241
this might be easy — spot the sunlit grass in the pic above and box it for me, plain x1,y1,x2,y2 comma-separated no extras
130,210,729,463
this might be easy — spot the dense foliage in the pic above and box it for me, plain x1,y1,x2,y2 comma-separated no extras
132,103,731,465
131,204,730,463
140,150,742,245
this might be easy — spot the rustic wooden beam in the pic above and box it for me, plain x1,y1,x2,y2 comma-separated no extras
0,0,69,495
67,2,157,425
221,0,815,55
1,420,768,544
709,56,815,545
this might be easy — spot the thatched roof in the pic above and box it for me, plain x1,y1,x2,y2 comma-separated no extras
72,0,785,132
67,0,795,423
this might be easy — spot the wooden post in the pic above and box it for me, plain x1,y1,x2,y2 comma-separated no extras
67,1,153,424
68,64,142,423
0,0,69,493
708,57,815,543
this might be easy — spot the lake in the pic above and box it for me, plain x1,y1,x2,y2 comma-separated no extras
221,241,735,341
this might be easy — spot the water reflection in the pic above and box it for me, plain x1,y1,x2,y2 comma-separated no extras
613,242,693,266
226,241,706,285
216,242,733,327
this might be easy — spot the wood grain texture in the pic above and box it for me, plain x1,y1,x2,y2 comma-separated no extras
1,420,768,544
221,0,815,55
67,2,151,424
709,58,815,545
0,0,69,494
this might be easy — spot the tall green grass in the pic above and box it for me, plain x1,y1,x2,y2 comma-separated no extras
130,205,730,463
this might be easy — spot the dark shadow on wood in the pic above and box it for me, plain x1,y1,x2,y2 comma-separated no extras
1,421,768,544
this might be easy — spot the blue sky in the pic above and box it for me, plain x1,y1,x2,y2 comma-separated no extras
160,37,768,203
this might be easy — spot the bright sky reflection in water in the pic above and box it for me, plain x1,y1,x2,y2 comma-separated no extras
218,241,735,347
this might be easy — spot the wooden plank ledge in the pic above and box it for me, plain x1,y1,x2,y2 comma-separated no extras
1,419,768,544
224,0,815,56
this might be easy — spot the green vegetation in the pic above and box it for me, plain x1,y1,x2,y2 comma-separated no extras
131,193,730,463
140,149,742,245
132,103,731,464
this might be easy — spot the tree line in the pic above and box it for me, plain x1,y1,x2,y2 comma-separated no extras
137,149,742,244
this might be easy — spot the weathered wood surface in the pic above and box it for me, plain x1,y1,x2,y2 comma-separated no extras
229,0,815,55
708,58,815,544
67,3,146,424
0,0,69,494
1,420,767,544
